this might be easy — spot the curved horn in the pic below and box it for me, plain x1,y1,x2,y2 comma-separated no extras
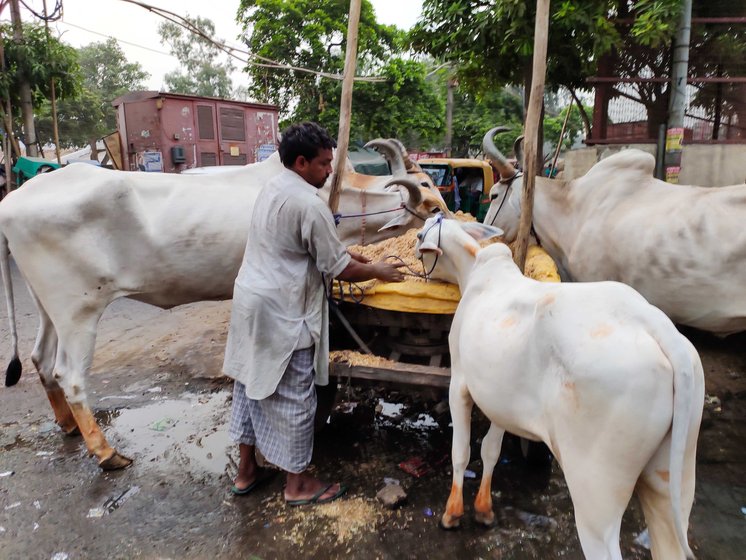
482,126,517,180
387,138,421,172
365,138,407,176
513,135,524,169
383,175,423,208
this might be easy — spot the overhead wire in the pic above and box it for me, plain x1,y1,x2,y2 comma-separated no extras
18,0,61,21
119,0,388,83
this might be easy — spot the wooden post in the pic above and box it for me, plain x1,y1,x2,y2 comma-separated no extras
328,0,362,215
514,0,550,271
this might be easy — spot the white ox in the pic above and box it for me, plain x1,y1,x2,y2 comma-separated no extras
0,153,449,470
415,216,704,560
482,127,746,335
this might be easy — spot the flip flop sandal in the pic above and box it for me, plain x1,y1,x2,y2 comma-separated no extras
230,468,278,496
286,483,348,507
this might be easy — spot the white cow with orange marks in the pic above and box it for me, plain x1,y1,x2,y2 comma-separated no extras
414,216,704,560
0,152,449,470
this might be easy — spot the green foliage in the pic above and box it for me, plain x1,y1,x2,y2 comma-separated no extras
411,0,683,93
543,102,589,151
36,38,148,148
159,16,234,98
238,0,433,138
1,23,81,112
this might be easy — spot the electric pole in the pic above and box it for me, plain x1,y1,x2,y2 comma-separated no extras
664,0,692,184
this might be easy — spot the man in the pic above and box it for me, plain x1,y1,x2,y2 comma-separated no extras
223,122,405,506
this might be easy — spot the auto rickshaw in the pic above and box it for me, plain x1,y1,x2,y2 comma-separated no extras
418,158,496,222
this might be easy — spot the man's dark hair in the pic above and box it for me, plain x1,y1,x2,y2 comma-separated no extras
278,122,337,167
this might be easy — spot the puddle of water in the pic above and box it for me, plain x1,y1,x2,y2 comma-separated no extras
376,398,440,431
107,391,232,476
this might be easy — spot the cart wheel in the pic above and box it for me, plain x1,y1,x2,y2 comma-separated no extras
518,438,553,467
37,164,56,175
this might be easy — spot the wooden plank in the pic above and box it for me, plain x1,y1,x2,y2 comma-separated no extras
328,0,362,214
330,362,451,388
514,0,550,270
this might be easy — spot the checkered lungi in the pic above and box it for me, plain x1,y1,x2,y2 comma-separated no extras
228,346,316,474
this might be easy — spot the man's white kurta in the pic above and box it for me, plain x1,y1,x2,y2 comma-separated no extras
223,167,351,399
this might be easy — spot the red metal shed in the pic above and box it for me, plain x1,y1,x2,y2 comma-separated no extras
112,91,280,173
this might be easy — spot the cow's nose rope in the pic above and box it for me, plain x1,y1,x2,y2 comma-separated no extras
333,204,408,225
487,172,521,226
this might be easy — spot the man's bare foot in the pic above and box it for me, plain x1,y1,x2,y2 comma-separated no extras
284,471,346,505
233,443,260,492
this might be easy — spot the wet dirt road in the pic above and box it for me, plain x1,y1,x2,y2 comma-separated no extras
0,262,744,560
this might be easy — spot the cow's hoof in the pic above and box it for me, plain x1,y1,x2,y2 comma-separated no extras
475,510,495,527
99,451,133,471
62,425,81,437
440,514,462,530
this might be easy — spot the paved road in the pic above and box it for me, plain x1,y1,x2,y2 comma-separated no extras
0,261,744,559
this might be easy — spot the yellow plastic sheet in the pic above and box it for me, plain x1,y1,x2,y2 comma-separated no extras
332,244,560,314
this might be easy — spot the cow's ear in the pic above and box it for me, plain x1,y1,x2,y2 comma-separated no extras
460,222,503,242
378,213,410,232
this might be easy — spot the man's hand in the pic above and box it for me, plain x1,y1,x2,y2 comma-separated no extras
347,249,371,264
336,258,406,283
371,261,406,282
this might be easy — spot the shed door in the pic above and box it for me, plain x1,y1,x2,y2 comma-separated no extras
217,104,250,165
196,104,219,167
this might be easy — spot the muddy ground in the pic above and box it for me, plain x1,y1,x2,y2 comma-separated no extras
0,262,744,560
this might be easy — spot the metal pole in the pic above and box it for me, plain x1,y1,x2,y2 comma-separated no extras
514,0,550,271
328,0,362,215
664,0,692,184
42,0,61,164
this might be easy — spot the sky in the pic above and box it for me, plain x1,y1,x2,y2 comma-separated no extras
6,0,425,91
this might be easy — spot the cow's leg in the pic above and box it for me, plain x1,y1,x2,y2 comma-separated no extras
561,454,635,560
441,377,473,529
29,300,79,436
635,434,695,560
54,312,132,470
473,422,504,526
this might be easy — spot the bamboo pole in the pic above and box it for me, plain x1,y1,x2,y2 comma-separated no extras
328,0,362,215
549,96,572,177
513,0,550,271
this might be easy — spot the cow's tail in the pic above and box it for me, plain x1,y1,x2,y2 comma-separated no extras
0,233,21,387
653,319,699,560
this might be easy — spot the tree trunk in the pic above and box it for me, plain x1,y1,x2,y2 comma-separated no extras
9,0,38,157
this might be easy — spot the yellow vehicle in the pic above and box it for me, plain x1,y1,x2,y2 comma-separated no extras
418,158,496,222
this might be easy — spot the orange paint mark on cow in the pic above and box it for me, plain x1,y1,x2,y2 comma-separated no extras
590,324,614,339
538,293,556,307
656,469,670,482
69,402,116,462
474,475,493,514
445,481,464,518
499,316,517,328
422,191,449,213
45,386,79,434
347,174,376,189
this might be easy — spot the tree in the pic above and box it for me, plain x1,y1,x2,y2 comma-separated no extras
36,38,149,149
158,16,234,98
0,22,80,150
410,0,683,119
237,0,447,144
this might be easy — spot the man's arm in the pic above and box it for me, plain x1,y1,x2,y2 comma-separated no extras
336,259,405,283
